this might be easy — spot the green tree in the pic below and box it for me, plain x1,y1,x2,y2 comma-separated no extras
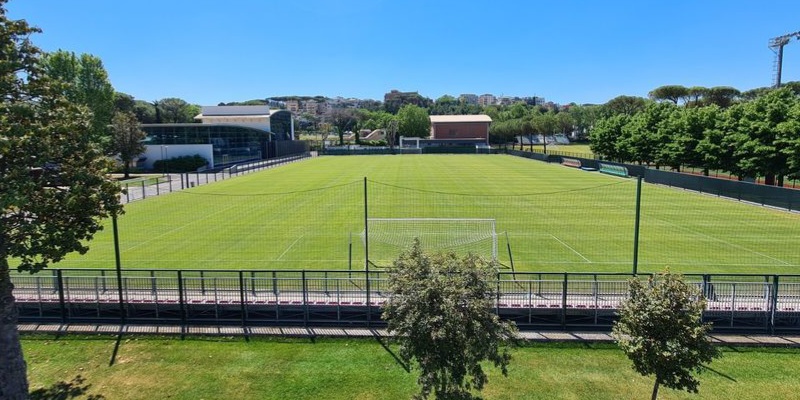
383,240,517,400
620,102,674,166
329,108,360,145
686,86,708,107
565,104,599,140
41,50,115,148
157,97,199,123
397,104,431,138
113,91,136,114
703,86,740,108
110,111,147,179
602,95,647,117
728,88,798,185
612,271,719,400
133,100,157,123
0,3,122,397
649,85,689,105
589,114,631,162
660,106,720,172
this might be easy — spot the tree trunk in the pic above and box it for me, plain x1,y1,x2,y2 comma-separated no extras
765,174,776,186
0,260,29,400
651,379,660,400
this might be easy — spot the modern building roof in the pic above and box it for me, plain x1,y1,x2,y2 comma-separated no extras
199,105,271,117
429,114,492,123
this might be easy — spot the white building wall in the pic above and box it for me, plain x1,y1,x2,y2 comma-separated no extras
141,144,215,170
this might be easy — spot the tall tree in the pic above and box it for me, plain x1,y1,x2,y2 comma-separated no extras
396,104,431,138
113,91,136,114
612,271,719,400
686,86,708,107
649,85,689,105
329,108,359,145
157,97,199,123
703,86,740,108
602,95,647,117
41,50,115,148
110,111,147,179
589,114,631,161
383,240,517,400
728,88,798,185
0,3,122,397
620,102,674,166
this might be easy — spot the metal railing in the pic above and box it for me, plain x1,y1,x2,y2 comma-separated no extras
120,154,311,204
12,269,800,333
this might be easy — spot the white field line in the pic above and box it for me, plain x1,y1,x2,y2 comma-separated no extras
648,216,793,266
549,234,592,263
276,235,305,261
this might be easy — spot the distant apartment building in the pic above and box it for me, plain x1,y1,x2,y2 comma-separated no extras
286,100,300,113
303,100,318,114
478,94,496,107
459,94,479,105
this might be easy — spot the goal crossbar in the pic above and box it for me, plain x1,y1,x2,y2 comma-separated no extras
362,218,499,264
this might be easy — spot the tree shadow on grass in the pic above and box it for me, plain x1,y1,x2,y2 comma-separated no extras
29,375,105,400
703,365,738,382
372,330,410,373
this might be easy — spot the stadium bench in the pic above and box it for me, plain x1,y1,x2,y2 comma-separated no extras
561,158,582,169
599,163,629,177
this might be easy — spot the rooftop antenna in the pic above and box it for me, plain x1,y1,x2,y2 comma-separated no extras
769,31,800,88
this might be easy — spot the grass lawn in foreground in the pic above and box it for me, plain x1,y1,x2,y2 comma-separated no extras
23,335,800,400
42,154,799,275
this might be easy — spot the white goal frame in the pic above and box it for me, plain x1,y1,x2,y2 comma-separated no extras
363,218,499,264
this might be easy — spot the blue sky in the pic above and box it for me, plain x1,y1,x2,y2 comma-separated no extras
8,0,800,106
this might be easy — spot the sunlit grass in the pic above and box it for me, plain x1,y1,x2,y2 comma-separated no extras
35,154,800,275
23,336,800,400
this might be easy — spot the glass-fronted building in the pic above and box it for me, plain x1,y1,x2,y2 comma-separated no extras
138,106,302,170
142,123,273,166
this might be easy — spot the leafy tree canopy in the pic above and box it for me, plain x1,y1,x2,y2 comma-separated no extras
612,270,720,400
1,2,122,397
383,240,517,400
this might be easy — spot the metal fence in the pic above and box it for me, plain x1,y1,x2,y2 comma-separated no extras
13,269,800,333
510,149,799,212
119,154,311,204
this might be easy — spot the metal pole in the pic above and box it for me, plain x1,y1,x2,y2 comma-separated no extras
632,176,642,275
113,215,125,323
364,177,371,325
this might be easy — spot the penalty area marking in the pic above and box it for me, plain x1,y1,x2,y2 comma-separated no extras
549,234,592,263
277,234,305,261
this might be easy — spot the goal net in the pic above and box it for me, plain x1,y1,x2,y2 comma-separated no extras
362,218,498,267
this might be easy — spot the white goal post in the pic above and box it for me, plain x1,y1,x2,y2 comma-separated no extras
362,218,499,266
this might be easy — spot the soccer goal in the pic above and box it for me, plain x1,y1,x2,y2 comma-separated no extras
362,218,499,267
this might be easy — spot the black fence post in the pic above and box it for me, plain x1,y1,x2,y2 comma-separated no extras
561,272,568,329
113,215,125,323
302,270,309,327
56,269,67,324
632,176,642,275
770,275,779,334
239,271,247,328
364,177,371,326
177,270,186,336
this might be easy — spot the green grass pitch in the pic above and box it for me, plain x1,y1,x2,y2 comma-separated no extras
50,154,800,275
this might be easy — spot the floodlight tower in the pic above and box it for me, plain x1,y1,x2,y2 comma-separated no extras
769,31,800,88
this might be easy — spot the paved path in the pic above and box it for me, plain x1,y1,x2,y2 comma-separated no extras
17,323,800,347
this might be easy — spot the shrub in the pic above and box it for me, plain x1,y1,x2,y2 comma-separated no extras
152,154,208,173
